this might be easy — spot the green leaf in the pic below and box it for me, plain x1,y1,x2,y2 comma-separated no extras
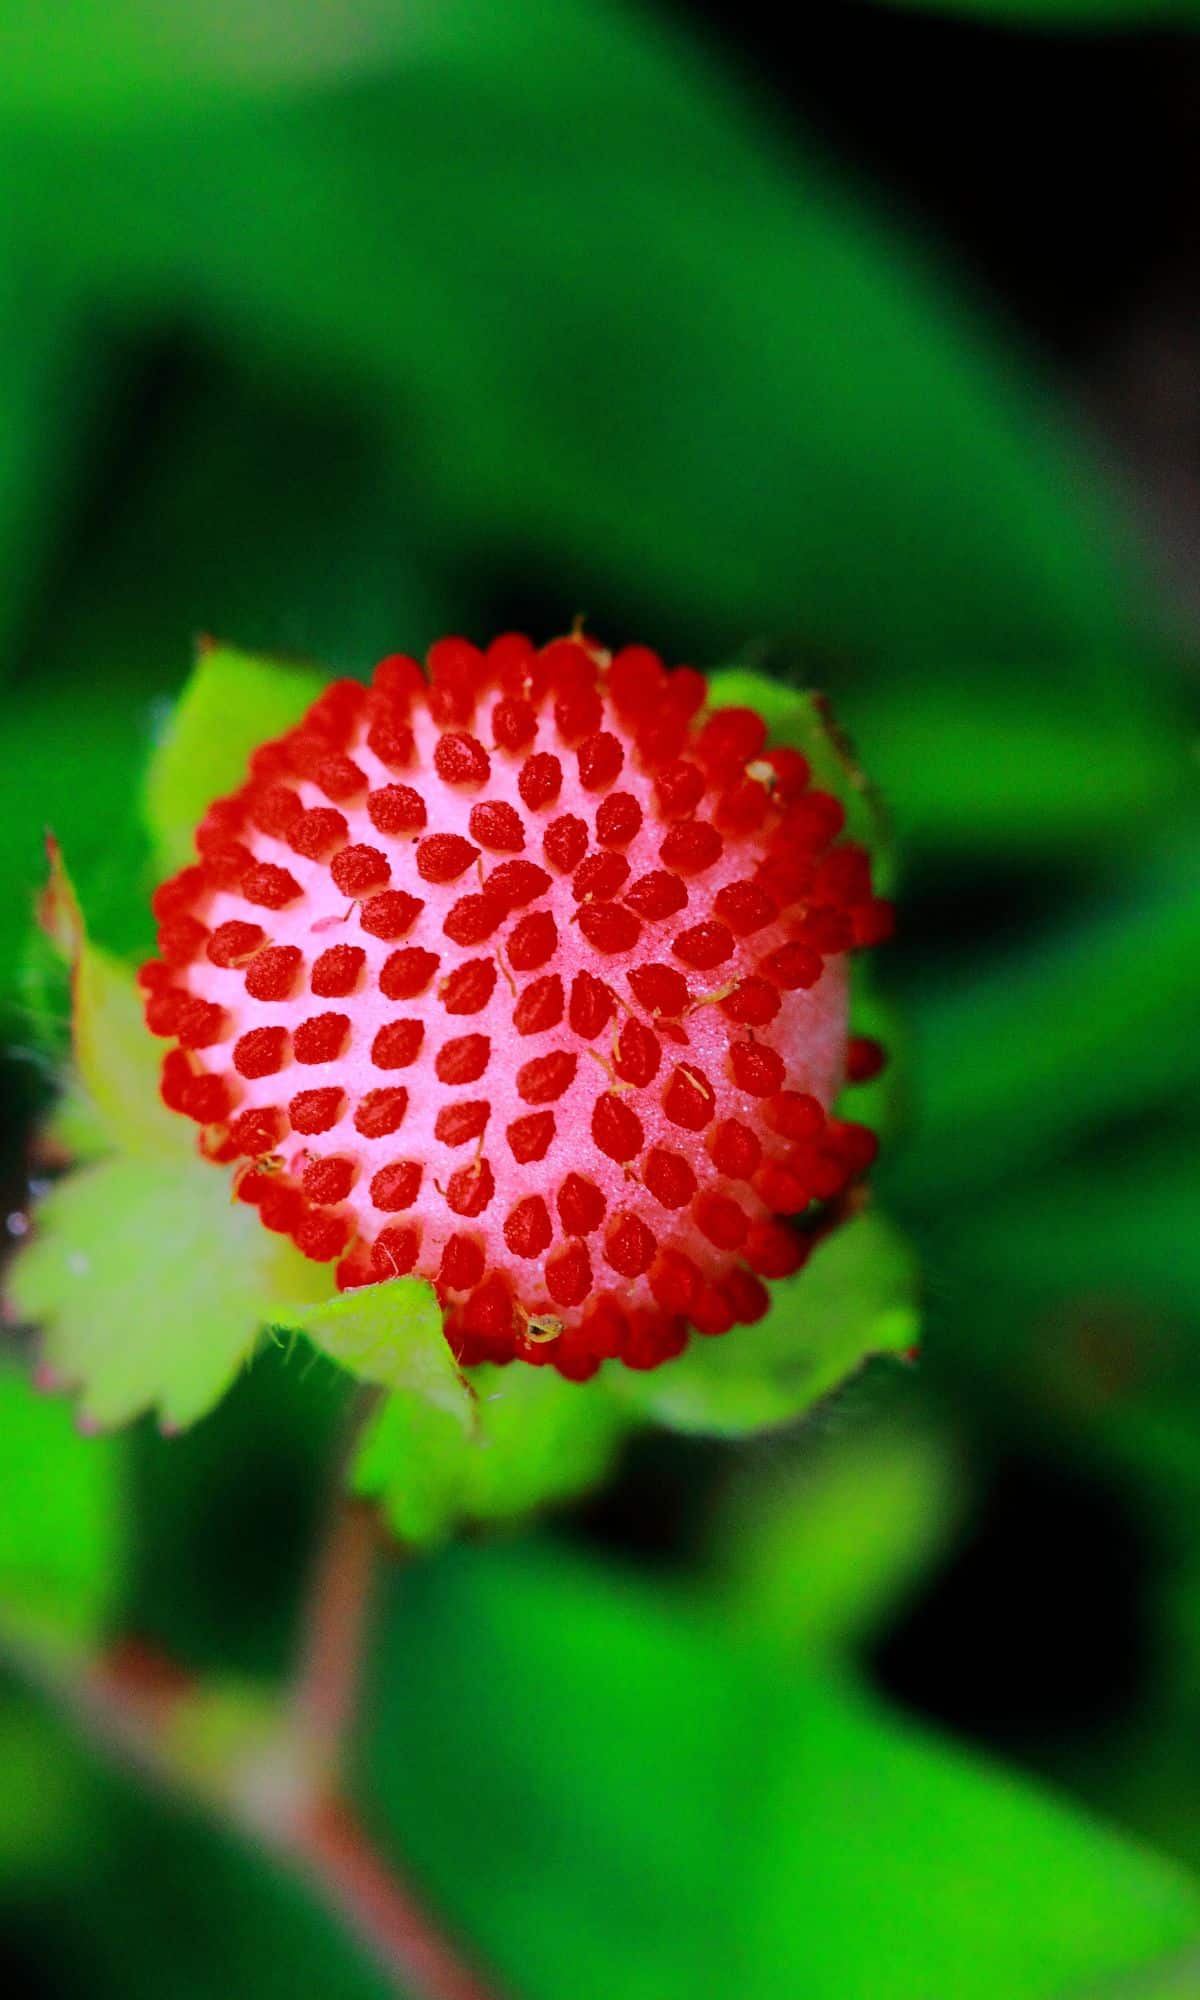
914,1125,1200,1511
352,1363,630,1545
0,258,97,679
891,838,1200,1209
710,1417,961,1658
852,669,1189,862
143,641,326,879
0,659,157,1034
612,1209,919,1436
0,0,1165,681
709,666,897,892
5,1153,333,1432
0,1691,97,1886
0,1361,125,1649
361,1544,1200,2000
0,0,420,127
54,1774,393,2000
0,336,453,1028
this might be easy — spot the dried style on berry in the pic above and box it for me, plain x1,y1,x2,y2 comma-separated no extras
140,634,893,1382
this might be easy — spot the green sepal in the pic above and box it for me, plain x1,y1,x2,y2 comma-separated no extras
707,666,897,894
274,1279,471,1425
351,1362,631,1545
8,844,340,1431
610,1208,919,1437
835,965,908,1145
0,1362,125,1653
5,1153,335,1433
39,837,183,1161
143,639,328,879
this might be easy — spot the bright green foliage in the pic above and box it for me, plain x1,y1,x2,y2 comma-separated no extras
6,1156,332,1432
143,641,326,879
363,1545,1200,2000
352,1364,631,1544
613,1210,919,1435
0,1363,124,1648
709,1417,961,1656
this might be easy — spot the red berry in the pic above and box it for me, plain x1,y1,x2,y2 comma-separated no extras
439,959,497,1014
628,964,689,1018
659,821,723,875
207,920,266,967
506,1112,556,1164
516,1050,577,1104
289,808,348,859
146,633,885,1375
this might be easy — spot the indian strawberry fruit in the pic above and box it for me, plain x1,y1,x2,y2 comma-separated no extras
141,633,891,1379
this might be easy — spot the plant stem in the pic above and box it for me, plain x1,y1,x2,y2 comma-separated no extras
3,1626,506,2000
0,1437,508,2000
291,1493,380,1790
294,1797,502,2000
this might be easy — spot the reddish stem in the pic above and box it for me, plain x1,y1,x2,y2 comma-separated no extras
292,1494,380,1786
294,1798,504,2000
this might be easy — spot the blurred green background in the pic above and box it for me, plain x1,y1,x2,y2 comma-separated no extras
2,1,1200,1995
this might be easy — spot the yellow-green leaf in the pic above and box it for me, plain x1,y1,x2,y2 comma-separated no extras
6,1154,333,1432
